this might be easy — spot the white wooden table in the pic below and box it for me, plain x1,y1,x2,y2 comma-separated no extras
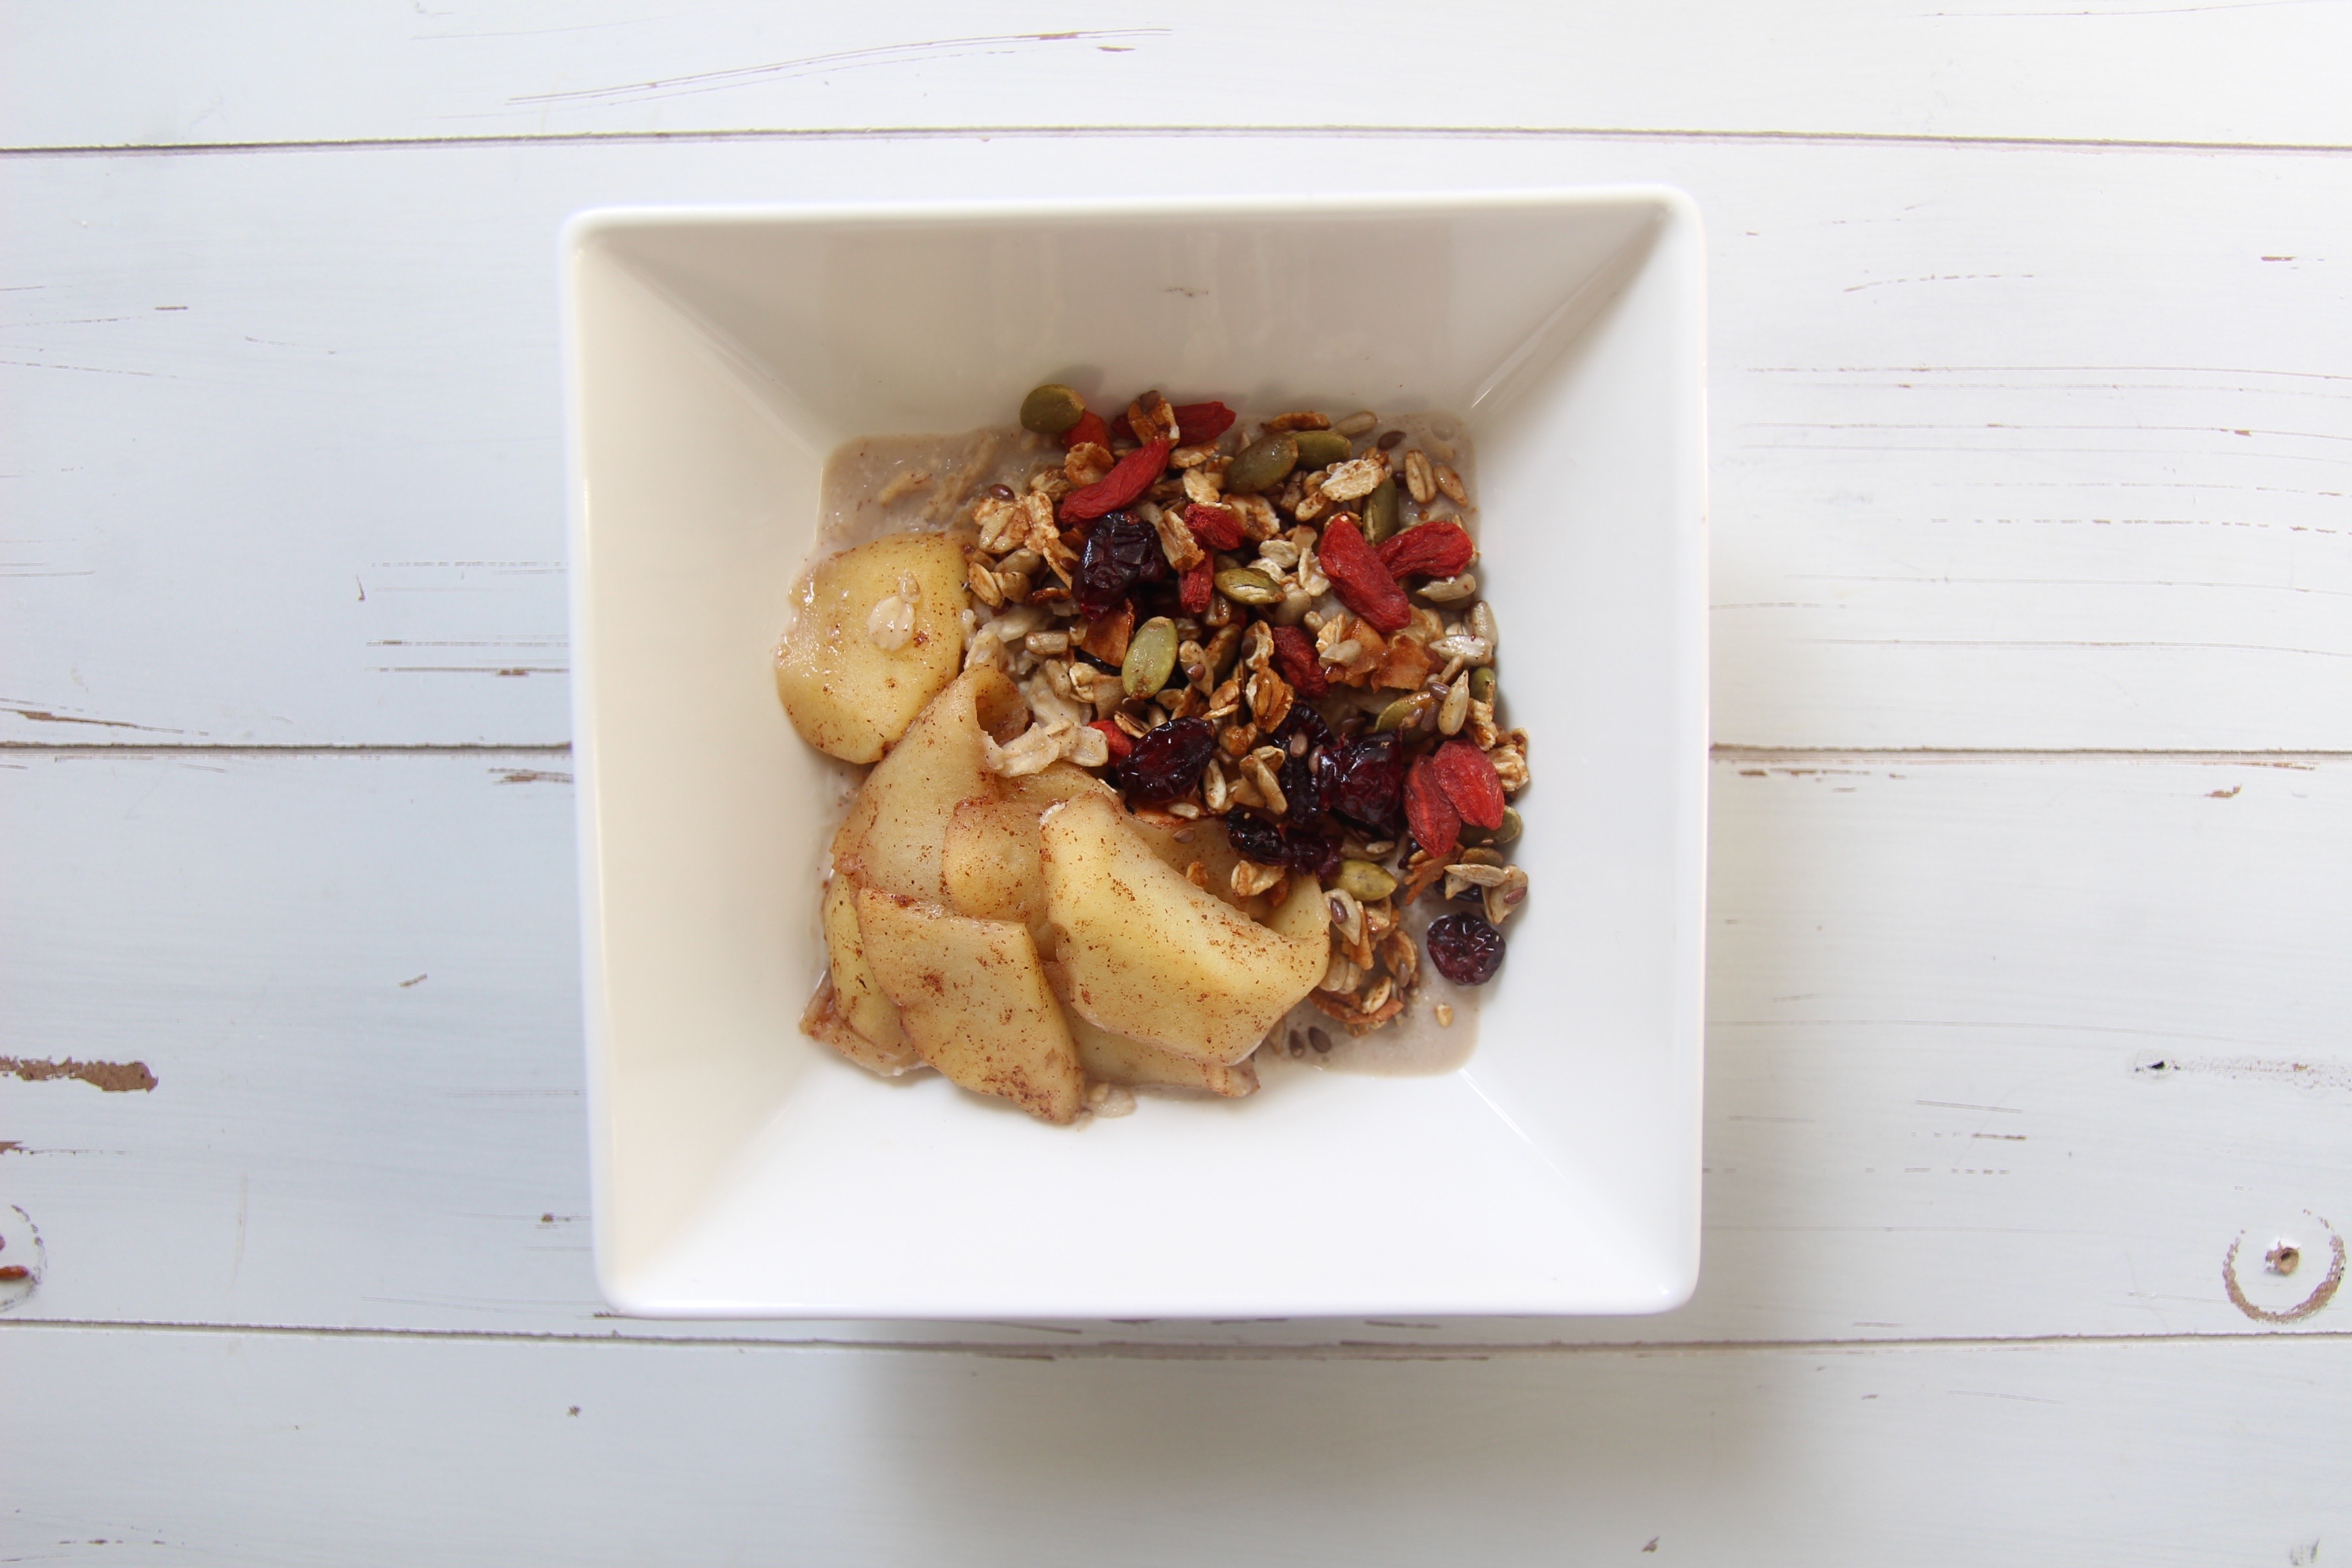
6,5,2350,1561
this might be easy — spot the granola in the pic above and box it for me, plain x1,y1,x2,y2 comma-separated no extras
956,388,1529,1037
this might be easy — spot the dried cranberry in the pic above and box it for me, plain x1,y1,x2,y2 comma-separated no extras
1271,704,1329,827
1224,810,1339,878
1426,912,1505,985
1075,510,1168,620
1279,702,1333,751
1279,746,1320,826
1320,732,1406,836
1115,718,1215,804
1224,809,1288,866
1281,828,1342,880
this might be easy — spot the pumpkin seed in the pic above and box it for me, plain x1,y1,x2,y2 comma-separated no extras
1469,666,1497,704
1292,429,1352,468
1373,694,1426,733
1226,432,1300,494
1362,477,1401,542
1458,807,1521,849
1214,568,1285,606
1334,859,1400,902
1019,382,1086,436
1122,617,1179,698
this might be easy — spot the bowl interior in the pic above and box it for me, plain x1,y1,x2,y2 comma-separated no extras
566,191,1707,1318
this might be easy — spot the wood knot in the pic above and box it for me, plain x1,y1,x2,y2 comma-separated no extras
2225,1222,2345,1323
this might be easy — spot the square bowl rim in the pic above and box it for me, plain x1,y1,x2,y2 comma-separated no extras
561,181,1710,1320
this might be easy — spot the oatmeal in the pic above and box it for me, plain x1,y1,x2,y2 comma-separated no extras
774,385,1529,1122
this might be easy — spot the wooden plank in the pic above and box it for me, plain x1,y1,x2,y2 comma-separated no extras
4,1324,2349,1565
5,749,2348,1346
3,136,2346,749
8,0,2352,152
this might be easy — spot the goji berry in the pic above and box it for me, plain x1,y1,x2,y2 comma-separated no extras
1171,401,1236,445
1184,502,1245,553
1109,411,1136,444
1269,624,1328,698
1061,410,1110,451
1179,556,1213,615
1430,738,1506,830
1375,520,1475,581
1061,439,1171,522
1316,517,1411,632
1090,719,1133,766
1403,753,1461,859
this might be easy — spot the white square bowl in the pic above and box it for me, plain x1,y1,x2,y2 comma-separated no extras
564,189,1708,1320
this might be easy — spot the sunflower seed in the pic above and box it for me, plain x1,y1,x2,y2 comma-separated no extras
1416,572,1477,604
1403,449,1436,504
1439,670,1470,736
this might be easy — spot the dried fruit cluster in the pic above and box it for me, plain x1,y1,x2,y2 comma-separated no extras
962,385,1533,1033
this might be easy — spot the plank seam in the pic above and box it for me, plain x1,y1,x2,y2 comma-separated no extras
4,742,2347,762
1712,746,2352,763
2,1318,2348,1358
0,742,574,755
3,124,2349,161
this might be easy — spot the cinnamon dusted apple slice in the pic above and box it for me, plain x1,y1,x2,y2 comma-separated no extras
831,666,1026,902
1065,1012,1259,1099
774,533,970,763
854,887,1086,1125
941,762,1113,936
1039,791,1328,1065
801,872,921,1077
